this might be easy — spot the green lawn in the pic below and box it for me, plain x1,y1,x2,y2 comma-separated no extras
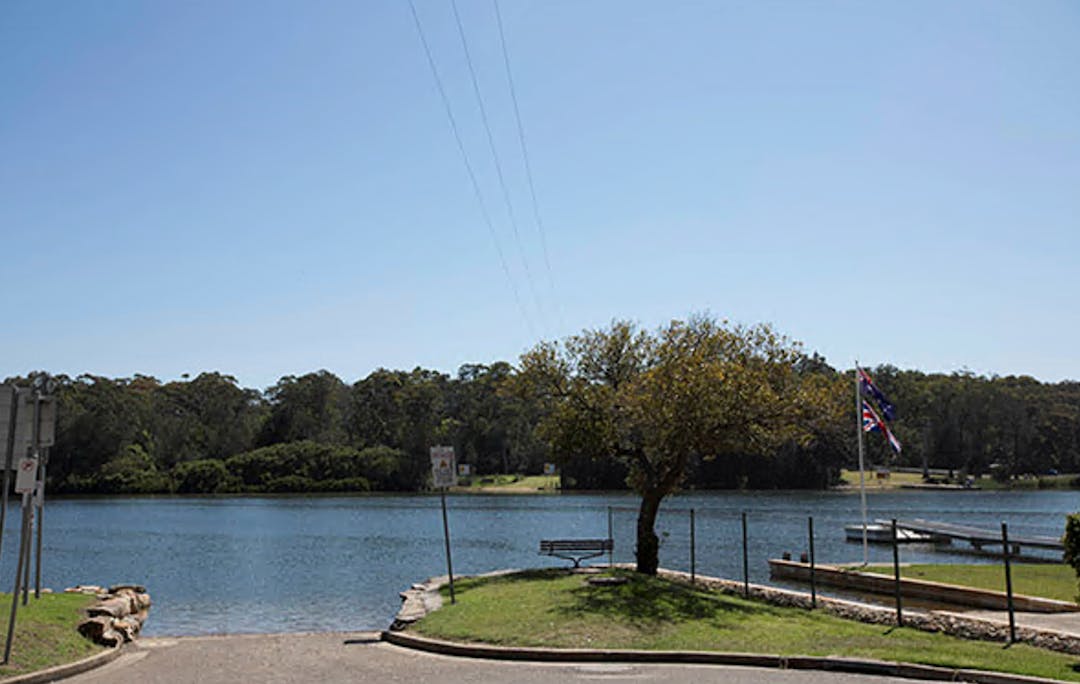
857,563,1079,603
0,592,102,678
452,474,560,493
412,569,1080,682
838,469,926,489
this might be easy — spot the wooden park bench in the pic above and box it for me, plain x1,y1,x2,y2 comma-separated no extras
538,538,613,568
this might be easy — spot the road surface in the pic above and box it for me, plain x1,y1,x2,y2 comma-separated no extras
67,632,935,684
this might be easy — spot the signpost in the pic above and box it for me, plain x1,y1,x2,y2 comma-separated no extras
430,446,456,603
3,378,55,665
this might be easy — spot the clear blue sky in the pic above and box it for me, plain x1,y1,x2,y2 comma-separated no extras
2,1,1078,389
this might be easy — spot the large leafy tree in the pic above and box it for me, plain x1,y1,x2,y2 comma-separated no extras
517,315,827,575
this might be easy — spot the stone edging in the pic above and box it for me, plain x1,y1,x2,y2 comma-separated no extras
1,644,123,684
383,630,1067,684
653,568,1080,656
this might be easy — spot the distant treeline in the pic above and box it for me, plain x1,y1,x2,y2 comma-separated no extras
5,359,1079,495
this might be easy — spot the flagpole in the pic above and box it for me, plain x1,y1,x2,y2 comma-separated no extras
855,364,868,565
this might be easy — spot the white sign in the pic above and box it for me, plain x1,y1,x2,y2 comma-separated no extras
10,392,56,449
15,456,38,494
33,480,44,508
430,446,457,488
457,463,471,477
543,462,557,476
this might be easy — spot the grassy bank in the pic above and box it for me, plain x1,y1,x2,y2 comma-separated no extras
412,569,1080,682
837,470,926,489
451,474,560,493
0,592,102,678
857,563,1079,603
837,469,1080,491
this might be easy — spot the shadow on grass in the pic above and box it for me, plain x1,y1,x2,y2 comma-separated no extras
557,572,770,626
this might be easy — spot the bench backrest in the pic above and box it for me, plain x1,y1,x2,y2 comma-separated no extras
539,539,613,553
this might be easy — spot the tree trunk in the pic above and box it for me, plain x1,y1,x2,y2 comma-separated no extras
635,491,662,575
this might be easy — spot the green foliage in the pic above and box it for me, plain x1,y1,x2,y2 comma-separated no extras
1064,513,1080,577
515,316,830,573
221,441,407,493
17,324,1080,497
173,459,234,494
96,444,171,494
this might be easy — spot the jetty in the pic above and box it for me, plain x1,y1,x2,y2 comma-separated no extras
894,518,1064,558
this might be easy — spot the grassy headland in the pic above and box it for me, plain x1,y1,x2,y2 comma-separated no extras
412,569,1080,682
856,563,1079,603
0,592,102,678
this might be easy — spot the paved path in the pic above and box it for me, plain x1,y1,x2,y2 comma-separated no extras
67,633,927,684
954,609,1080,637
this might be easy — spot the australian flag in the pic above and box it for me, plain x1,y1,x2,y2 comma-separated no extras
862,400,902,454
858,367,897,422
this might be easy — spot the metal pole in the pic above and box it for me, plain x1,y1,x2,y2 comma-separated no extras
1,387,19,565
741,511,749,597
808,516,817,609
33,460,45,599
891,518,903,626
1002,522,1016,644
690,508,696,583
440,489,455,604
607,506,613,567
3,492,31,664
856,366,869,565
22,394,40,607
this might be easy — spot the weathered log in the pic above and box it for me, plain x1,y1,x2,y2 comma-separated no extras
87,596,134,618
109,583,147,594
78,616,123,646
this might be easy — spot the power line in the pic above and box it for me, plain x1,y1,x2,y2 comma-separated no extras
406,0,536,338
449,0,549,333
492,0,560,326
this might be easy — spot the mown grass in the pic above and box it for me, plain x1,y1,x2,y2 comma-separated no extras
413,569,1080,682
838,469,927,489
452,474,560,493
0,592,102,678
857,563,1079,603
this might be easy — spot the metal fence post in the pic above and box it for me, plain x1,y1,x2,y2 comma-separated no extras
1002,522,1016,644
808,516,817,609
607,506,614,567
741,511,749,597
891,518,903,626
690,508,696,583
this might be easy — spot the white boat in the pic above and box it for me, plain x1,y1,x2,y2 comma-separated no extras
844,522,933,544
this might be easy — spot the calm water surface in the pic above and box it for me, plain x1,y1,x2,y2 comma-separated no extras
0,489,1073,636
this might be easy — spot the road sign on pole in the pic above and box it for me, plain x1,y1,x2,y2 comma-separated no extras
14,457,37,495
429,445,457,604
430,446,457,488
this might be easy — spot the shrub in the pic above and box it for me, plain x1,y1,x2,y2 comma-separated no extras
1065,513,1080,576
97,444,171,494
173,459,234,494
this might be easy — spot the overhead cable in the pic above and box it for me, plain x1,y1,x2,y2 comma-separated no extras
492,0,561,327
407,0,536,338
449,0,549,334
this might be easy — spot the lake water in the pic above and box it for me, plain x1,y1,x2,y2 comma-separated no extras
0,489,1073,636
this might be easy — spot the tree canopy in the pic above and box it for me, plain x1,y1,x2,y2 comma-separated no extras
516,316,833,574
